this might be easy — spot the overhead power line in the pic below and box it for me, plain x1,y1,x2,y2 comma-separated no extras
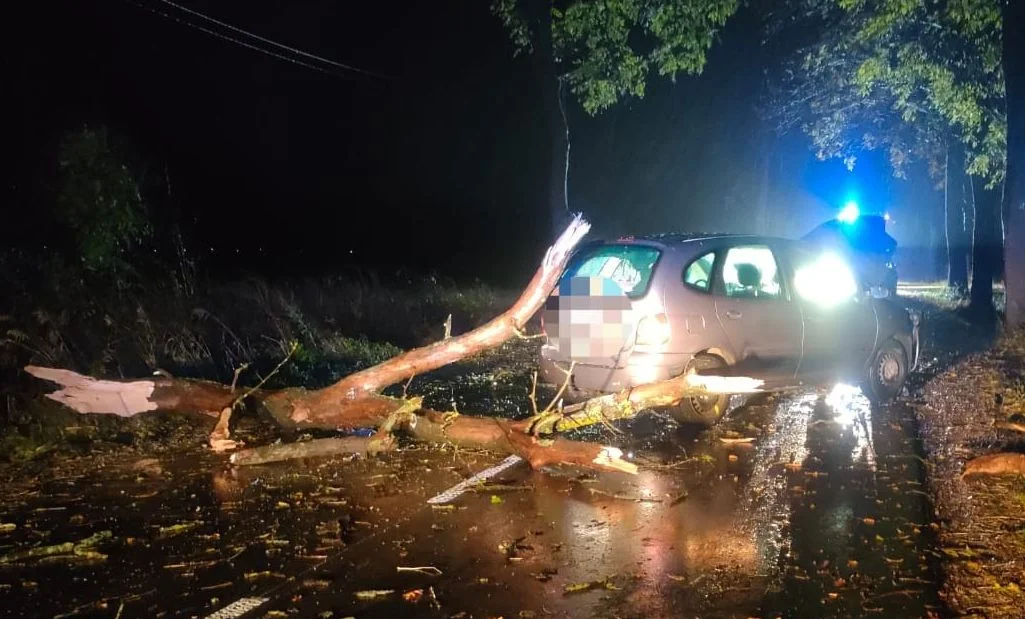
133,1,343,78
130,0,392,81
156,0,391,80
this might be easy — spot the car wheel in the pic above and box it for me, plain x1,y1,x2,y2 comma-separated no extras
667,353,731,425
864,339,907,403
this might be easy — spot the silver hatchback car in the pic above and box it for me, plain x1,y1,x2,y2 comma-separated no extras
539,233,920,423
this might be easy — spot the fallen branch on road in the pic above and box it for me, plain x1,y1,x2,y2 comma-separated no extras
23,215,761,476
227,437,375,466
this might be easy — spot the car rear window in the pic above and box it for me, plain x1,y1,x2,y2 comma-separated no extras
560,244,661,299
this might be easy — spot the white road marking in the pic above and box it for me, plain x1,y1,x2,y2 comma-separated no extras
204,596,269,619
427,455,525,504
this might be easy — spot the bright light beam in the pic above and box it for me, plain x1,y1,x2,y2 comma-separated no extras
793,252,858,307
838,201,860,224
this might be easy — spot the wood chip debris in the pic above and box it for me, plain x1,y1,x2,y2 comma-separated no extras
354,589,395,600
563,578,618,595
396,566,443,576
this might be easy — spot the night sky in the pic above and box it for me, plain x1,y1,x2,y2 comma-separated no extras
3,1,944,285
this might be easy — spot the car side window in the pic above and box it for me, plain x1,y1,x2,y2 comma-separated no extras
720,245,784,300
682,251,715,292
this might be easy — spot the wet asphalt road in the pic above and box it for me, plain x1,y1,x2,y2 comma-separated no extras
0,384,943,618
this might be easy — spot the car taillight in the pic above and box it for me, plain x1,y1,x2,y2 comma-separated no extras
635,313,670,346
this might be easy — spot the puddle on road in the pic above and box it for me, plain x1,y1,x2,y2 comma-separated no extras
0,383,943,618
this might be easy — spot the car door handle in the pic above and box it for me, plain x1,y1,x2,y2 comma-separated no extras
725,310,742,319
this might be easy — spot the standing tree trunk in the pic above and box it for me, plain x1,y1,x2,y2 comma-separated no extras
945,142,971,294
1003,0,1025,327
755,130,775,235
969,175,1001,318
529,0,571,239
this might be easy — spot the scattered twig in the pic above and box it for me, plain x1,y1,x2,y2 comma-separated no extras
229,363,250,394
200,581,234,591
469,484,534,493
543,361,576,414
230,437,373,466
529,371,540,416
0,530,111,565
514,327,547,341
526,361,576,436
226,544,249,562
397,566,443,576
354,590,395,600
587,487,663,503
563,577,619,595
231,341,298,410
426,586,441,610
861,589,922,605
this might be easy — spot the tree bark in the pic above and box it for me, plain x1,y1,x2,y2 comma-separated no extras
1003,0,1025,327
968,175,1001,317
945,142,970,294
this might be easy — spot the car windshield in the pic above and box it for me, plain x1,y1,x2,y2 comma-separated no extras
560,244,661,299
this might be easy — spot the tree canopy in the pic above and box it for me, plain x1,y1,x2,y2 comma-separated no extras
491,0,739,115
766,0,1005,185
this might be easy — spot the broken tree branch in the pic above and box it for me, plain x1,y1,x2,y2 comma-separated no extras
260,214,592,425
530,372,766,435
209,407,238,453
22,215,759,475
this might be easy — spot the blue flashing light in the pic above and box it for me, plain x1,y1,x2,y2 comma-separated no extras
838,201,860,224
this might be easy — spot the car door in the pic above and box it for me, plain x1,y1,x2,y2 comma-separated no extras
713,242,803,378
779,242,878,382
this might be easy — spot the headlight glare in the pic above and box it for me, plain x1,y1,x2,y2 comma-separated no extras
794,252,858,307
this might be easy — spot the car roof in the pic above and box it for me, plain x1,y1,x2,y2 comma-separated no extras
593,232,800,249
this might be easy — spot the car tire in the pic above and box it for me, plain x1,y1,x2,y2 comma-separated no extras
666,353,731,425
864,339,908,403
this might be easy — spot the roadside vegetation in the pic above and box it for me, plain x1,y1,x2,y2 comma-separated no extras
0,259,515,463
911,300,1025,618
0,125,515,463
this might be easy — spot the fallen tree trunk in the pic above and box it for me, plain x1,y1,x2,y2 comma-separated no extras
24,364,761,472
962,453,1025,477
22,367,238,420
23,215,762,474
